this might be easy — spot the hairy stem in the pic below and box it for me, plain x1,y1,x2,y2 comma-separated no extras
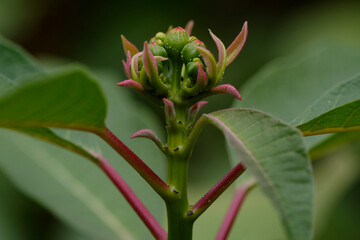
216,180,256,240
96,127,174,200
97,155,167,240
189,162,246,219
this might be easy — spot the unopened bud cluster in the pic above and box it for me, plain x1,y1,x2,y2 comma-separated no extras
119,21,248,105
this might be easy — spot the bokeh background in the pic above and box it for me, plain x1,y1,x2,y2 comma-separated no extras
0,0,360,239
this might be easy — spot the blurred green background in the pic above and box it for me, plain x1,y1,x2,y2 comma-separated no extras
0,0,360,239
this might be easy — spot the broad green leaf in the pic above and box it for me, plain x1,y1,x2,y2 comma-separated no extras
233,43,360,152
236,43,360,124
204,109,313,240
0,36,41,81
0,66,107,131
10,127,98,163
0,170,35,240
290,75,360,136
297,100,360,136
0,37,166,239
0,36,99,163
0,74,13,94
309,131,360,159
0,72,167,240
292,74,360,126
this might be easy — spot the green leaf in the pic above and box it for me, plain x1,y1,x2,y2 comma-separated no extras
289,75,360,136
309,131,360,159
0,36,42,81
9,127,98,163
0,72,167,240
0,37,166,239
292,74,360,126
236,43,360,124
0,66,107,131
0,74,13,94
205,109,313,240
233,43,360,152
0,37,99,163
297,100,360,136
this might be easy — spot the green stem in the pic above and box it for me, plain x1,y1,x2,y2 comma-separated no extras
165,101,194,239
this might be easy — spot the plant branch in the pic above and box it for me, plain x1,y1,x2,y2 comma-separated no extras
188,162,246,219
97,154,168,240
96,127,174,200
215,179,256,240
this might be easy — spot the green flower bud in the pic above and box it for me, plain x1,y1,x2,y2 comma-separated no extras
189,36,197,42
157,61,164,74
163,27,189,58
181,39,205,63
155,39,164,46
186,62,199,79
192,57,202,63
155,32,166,42
149,42,168,57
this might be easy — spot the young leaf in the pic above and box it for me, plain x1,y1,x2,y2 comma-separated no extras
204,109,313,240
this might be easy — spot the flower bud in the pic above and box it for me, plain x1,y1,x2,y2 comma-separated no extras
149,42,168,57
181,39,205,63
155,32,166,42
157,61,164,74
155,39,164,46
189,36,197,42
186,62,199,79
163,27,189,58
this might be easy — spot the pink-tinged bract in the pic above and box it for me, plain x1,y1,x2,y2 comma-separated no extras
131,129,162,147
185,20,195,36
143,42,168,94
117,79,144,92
143,41,159,76
122,50,132,78
121,35,140,57
195,46,217,81
209,30,226,84
182,63,207,96
154,56,168,62
163,98,176,121
188,101,208,122
210,84,242,100
196,63,207,87
226,21,248,67
131,52,143,81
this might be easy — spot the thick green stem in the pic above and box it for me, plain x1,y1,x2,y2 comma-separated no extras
165,101,194,239
166,152,193,240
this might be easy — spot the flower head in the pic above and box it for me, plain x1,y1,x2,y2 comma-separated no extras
119,21,248,105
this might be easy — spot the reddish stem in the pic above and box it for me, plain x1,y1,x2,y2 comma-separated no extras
97,128,172,199
98,155,167,240
189,162,245,218
216,180,255,240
